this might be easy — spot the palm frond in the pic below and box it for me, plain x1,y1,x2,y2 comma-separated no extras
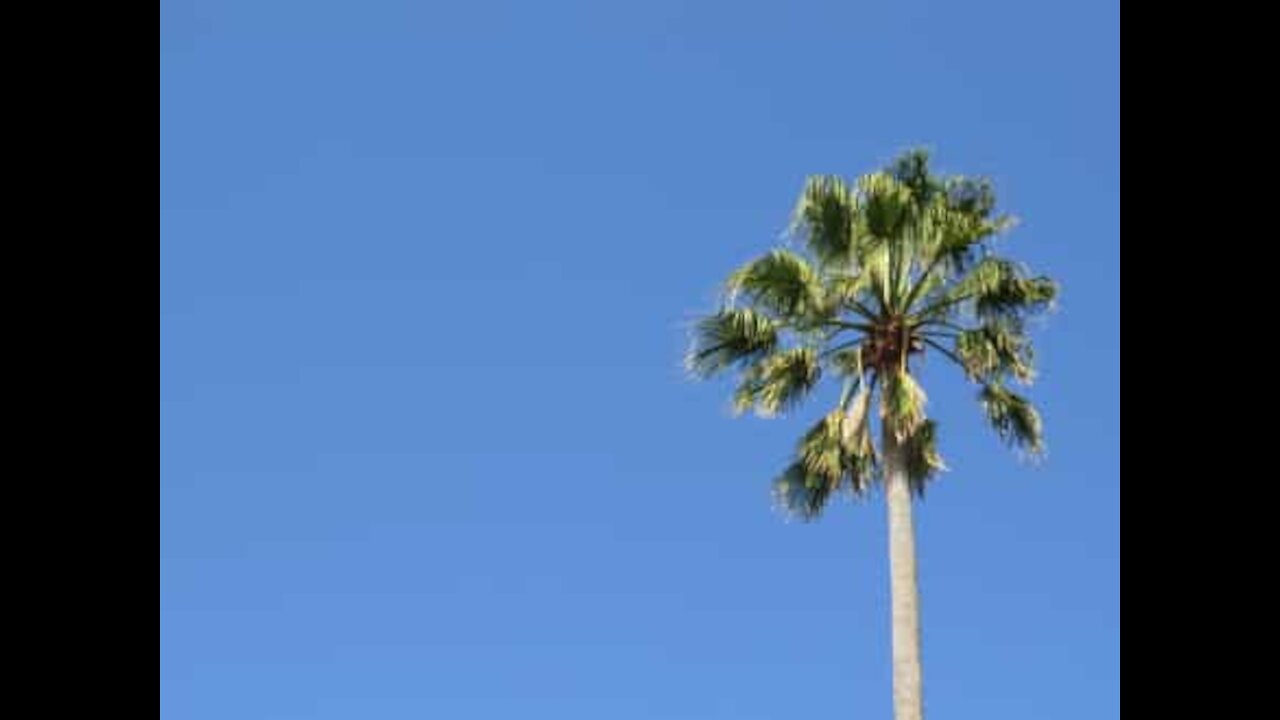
955,320,1036,384
773,462,832,521
889,148,943,207
882,369,928,441
979,384,1045,455
686,308,779,379
916,201,1014,284
897,207,972,314
944,176,998,218
825,272,877,320
902,419,946,495
858,172,915,243
732,347,822,417
974,271,1057,322
789,176,857,268
932,258,1057,322
726,249,827,322
913,257,1056,326
841,385,878,492
859,240,894,313
798,410,848,488
794,403,877,500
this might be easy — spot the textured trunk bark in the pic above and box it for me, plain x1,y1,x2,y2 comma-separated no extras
884,426,925,720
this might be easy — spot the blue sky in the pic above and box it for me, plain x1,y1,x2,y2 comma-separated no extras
160,2,1120,718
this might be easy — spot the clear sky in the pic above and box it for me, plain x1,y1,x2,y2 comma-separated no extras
160,2,1120,718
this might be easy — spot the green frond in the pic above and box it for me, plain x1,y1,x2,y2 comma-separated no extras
790,176,857,268
731,364,767,415
898,201,986,313
903,259,948,311
825,272,876,317
798,410,848,487
726,249,827,322
842,387,878,491
856,172,928,313
882,370,928,441
924,204,1013,274
902,419,946,495
795,404,877,499
773,462,832,521
947,256,1008,298
955,320,1036,384
858,172,915,242
686,308,779,379
949,258,1058,321
975,273,1057,322
859,241,894,312
876,164,1020,316
732,347,821,417
979,384,1045,455
944,176,998,218
914,257,1056,324
889,148,942,206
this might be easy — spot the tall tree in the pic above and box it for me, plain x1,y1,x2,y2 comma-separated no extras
687,150,1057,720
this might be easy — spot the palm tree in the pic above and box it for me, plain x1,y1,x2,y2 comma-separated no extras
686,150,1057,720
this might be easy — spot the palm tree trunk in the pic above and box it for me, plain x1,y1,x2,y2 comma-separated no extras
884,425,925,720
